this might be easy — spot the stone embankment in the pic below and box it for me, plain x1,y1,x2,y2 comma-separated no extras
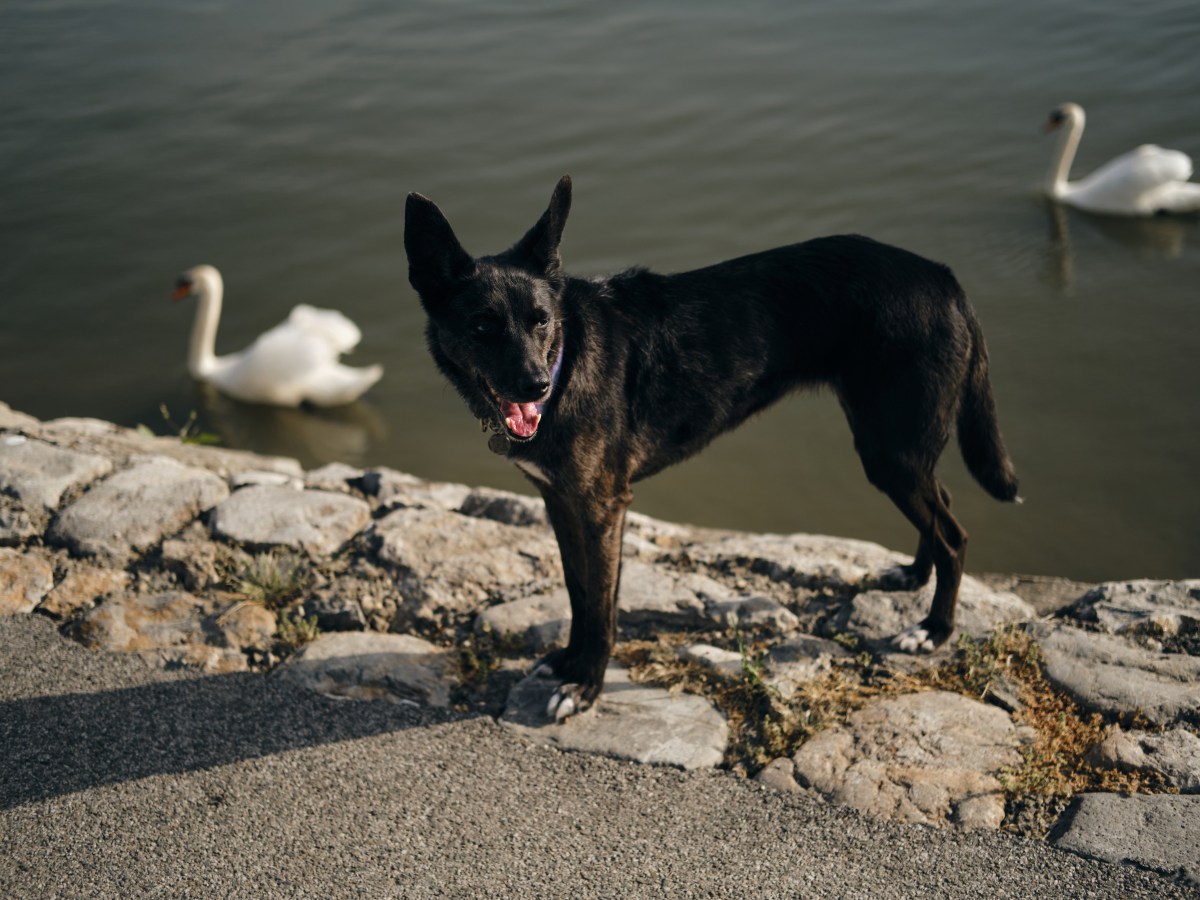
1,400,1197,887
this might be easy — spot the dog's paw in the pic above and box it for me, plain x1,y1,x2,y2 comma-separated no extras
891,619,952,655
545,684,583,721
893,623,935,654
530,651,603,721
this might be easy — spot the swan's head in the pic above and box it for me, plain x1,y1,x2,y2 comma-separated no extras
1044,102,1084,134
172,264,222,301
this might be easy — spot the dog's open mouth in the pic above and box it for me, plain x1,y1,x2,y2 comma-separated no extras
500,399,542,441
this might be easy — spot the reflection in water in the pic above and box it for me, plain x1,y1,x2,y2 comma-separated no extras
1042,198,1192,293
196,384,387,469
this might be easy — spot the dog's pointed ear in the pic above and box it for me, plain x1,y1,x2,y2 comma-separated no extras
505,175,572,276
404,192,474,305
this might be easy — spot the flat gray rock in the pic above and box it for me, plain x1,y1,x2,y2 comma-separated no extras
683,531,905,590
1051,793,1200,887
303,461,365,493
475,589,570,653
374,506,560,617
232,469,304,490
765,635,853,698
0,548,55,615
47,456,229,561
36,563,129,619
75,590,218,654
618,560,730,630
0,494,41,546
459,487,547,527
703,594,800,632
361,466,472,513
502,663,728,770
679,642,744,676
1086,727,1200,794
834,576,1035,645
301,579,369,632
0,401,41,431
1028,621,1200,725
278,632,454,707
210,485,370,556
1065,579,1200,639
72,590,247,673
0,435,113,509
790,690,1029,829
35,415,303,480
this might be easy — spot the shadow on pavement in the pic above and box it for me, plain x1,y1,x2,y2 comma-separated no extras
0,668,442,810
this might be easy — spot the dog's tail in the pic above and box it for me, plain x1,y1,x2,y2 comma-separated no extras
957,313,1020,503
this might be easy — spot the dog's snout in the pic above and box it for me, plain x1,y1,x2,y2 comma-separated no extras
524,376,551,398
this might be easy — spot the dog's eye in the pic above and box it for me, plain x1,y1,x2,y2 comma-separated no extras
472,317,498,337
532,313,551,330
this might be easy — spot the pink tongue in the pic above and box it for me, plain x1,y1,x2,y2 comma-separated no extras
501,400,541,438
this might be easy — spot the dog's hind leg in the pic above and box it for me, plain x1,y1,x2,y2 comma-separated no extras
534,488,629,720
877,482,952,591
874,472,968,653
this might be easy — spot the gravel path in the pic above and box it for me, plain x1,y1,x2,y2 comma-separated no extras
0,615,1187,899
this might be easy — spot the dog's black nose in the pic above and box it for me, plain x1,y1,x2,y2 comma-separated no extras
524,377,551,398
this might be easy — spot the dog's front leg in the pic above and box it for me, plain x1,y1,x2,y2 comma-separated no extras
535,487,629,720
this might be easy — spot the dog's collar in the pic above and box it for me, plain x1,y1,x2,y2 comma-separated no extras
482,340,565,453
540,342,565,414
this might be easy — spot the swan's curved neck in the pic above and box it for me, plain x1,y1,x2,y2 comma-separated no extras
1047,111,1084,197
188,274,223,378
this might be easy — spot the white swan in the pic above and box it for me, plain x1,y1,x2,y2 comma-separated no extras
172,265,383,407
1043,102,1200,216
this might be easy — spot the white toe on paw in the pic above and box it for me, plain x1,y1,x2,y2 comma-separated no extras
546,687,577,721
894,625,934,654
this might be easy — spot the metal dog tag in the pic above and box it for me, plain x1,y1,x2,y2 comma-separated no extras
487,432,510,455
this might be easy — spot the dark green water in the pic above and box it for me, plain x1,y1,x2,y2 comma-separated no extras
2,0,1198,580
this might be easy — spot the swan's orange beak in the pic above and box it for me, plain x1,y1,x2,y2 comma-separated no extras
171,282,192,302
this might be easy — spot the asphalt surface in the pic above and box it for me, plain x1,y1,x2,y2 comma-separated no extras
0,615,1189,899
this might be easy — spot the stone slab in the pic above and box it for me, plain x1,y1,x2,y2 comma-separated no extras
765,635,853,698
683,532,906,590
618,560,730,630
0,548,55,615
1051,793,1200,887
37,563,130,619
75,590,219,653
1066,579,1200,638
679,643,744,676
0,435,113,509
48,456,229,561
210,485,370,556
1087,727,1200,794
834,576,1036,645
502,663,728,771
1028,621,1200,725
374,506,560,617
279,632,455,707
475,589,570,653
790,690,1028,829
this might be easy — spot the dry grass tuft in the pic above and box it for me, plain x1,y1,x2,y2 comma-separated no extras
909,626,1169,805
618,624,1170,831
616,634,887,775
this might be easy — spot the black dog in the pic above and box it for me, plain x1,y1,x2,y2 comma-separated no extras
404,176,1018,720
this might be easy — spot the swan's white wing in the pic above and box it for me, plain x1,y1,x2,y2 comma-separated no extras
1069,145,1196,214
208,323,340,406
286,304,363,354
295,362,384,407
1140,179,1200,214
